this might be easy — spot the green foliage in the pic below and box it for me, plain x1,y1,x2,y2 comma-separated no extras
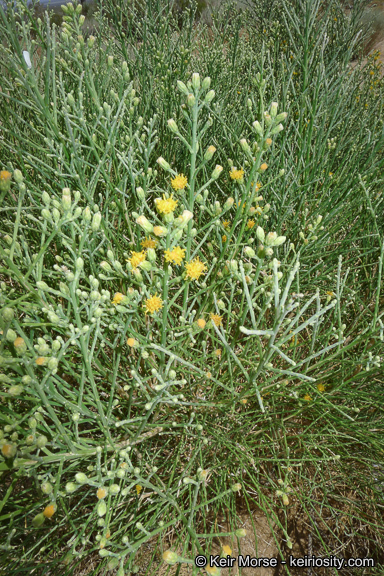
0,0,383,574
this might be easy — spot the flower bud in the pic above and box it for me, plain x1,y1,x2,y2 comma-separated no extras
14,337,27,354
41,481,53,495
41,209,51,221
100,261,112,273
240,138,250,154
235,529,247,538
109,484,120,495
204,145,216,161
66,482,78,494
62,188,71,211
2,307,14,323
244,246,256,258
202,76,211,90
270,102,278,117
140,261,152,272
231,483,242,492
192,72,200,90
275,111,288,123
132,269,143,283
41,192,50,206
36,435,48,448
136,186,145,200
265,232,277,246
75,472,88,484
205,90,215,103
256,226,265,243
177,80,189,95
163,550,179,565
92,212,102,231
6,329,17,342
223,197,234,210
52,208,61,223
146,248,156,262
36,281,50,291
48,357,58,372
9,385,24,396
83,206,92,221
153,226,168,237
167,118,179,133
76,257,84,271
107,55,113,67
157,157,171,171
174,210,193,229
187,93,196,107
32,513,46,528
228,259,238,273
88,35,95,48
271,123,284,135
252,120,263,136
136,215,153,234
282,493,289,506
214,201,221,215
97,499,107,517
13,169,23,183
211,165,223,180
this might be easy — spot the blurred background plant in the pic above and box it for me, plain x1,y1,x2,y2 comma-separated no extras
0,0,383,575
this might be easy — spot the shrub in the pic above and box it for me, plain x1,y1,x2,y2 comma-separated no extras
0,0,383,574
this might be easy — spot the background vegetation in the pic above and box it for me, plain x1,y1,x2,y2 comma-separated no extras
0,0,383,574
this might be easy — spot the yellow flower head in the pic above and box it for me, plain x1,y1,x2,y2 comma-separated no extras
214,348,222,358
210,313,222,327
35,357,47,366
260,163,268,172
206,566,221,576
129,250,146,269
222,220,231,230
317,383,325,392
266,137,272,146
303,394,312,402
141,237,158,249
222,235,227,242
247,219,255,229
0,170,11,181
136,484,143,495
0,170,12,192
229,167,244,181
185,257,207,281
127,337,137,348
144,293,163,315
112,292,125,305
221,544,232,557
171,173,188,191
43,504,56,518
197,318,206,329
155,194,178,215
97,487,107,500
164,246,186,265
153,226,168,237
